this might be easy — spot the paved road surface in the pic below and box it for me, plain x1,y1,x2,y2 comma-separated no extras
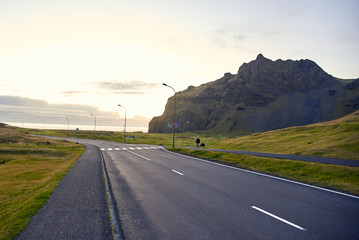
93,140,359,240
19,137,359,239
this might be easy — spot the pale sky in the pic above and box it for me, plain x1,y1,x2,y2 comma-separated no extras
0,0,358,128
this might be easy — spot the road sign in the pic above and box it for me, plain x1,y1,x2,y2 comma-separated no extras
168,122,173,128
174,122,179,128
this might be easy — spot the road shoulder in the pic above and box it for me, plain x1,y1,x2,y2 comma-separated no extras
16,144,113,240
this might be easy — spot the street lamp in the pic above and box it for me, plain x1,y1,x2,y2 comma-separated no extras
163,83,176,148
90,114,96,139
118,104,127,143
65,117,69,132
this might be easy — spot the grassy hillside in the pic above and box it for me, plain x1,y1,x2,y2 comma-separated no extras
211,110,359,160
0,125,85,240
170,111,359,196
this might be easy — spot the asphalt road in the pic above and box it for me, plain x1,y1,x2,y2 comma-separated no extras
91,139,359,240
19,137,359,240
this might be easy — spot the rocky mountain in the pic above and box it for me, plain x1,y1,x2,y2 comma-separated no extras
149,54,359,134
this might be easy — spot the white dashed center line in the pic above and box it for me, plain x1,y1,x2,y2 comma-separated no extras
172,170,184,176
251,206,306,231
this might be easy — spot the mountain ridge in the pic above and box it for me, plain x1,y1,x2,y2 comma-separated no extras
149,54,359,134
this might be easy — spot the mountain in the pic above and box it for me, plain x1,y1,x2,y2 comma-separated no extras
149,54,359,134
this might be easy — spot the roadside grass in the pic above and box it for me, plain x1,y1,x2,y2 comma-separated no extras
171,148,359,196
212,110,359,160
0,126,85,240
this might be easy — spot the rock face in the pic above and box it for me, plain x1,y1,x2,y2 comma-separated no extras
149,54,359,133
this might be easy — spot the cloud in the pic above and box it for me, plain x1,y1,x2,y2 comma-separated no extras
95,81,159,94
0,95,150,129
62,91,88,97
284,3,310,19
111,91,145,95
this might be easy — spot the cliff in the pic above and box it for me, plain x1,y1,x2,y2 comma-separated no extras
149,54,359,134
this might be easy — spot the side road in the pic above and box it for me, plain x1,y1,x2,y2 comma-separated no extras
185,147,359,167
16,144,113,240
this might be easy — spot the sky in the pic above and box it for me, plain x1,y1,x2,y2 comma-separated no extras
0,0,358,131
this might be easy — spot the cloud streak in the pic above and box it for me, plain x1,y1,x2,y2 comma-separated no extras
0,95,149,128
62,91,88,97
96,81,159,94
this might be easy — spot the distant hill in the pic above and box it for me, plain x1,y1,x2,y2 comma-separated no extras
149,54,359,133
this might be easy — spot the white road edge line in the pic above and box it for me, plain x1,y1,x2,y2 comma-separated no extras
172,169,184,176
161,148,359,200
126,149,152,161
251,206,306,231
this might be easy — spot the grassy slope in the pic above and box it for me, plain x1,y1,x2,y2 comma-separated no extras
0,126,85,240
212,110,359,160
170,111,359,196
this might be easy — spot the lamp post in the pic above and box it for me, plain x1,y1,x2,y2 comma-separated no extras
65,117,69,132
118,104,127,143
90,114,96,139
163,83,176,148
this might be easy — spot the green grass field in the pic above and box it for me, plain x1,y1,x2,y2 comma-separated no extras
212,110,359,160
0,126,85,240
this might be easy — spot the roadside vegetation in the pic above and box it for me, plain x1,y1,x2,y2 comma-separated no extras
0,125,85,240
170,110,359,196
211,110,359,160
171,148,359,196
